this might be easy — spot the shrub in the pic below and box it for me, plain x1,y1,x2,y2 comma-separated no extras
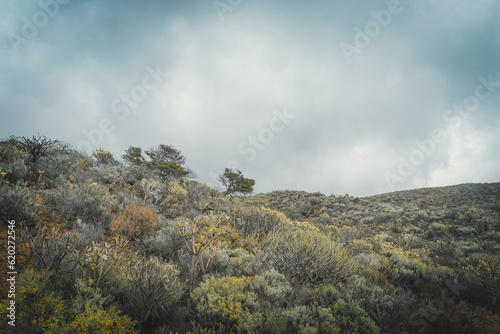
36,150,83,181
184,181,223,215
0,159,28,184
335,225,361,245
177,216,226,290
281,306,341,334
136,179,186,217
0,269,67,333
126,165,154,182
336,275,415,333
13,225,85,278
71,277,107,315
138,224,184,262
461,254,500,305
88,164,124,185
64,305,138,334
45,183,113,228
264,229,359,293
0,182,39,223
434,301,500,334
211,245,267,277
372,243,458,291
92,148,118,165
109,203,158,240
454,240,481,258
76,237,128,288
0,137,27,163
455,226,477,237
251,269,293,307
317,285,380,334
116,256,184,326
191,276,257,333
192,272,333,333
229,206,287,239
72,218,104,246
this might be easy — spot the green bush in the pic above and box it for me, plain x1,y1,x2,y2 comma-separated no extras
71,277,107,315
211,245,267,277
229,206,287,239
376,251,457,290
0,265,137,334
264,229,359,293
191,276,255,333
336,275,415,333
251,269,293,307
192,272,367,333
0,269,67,334
317,285,380,334
281,306,341,334
115,256,184,326
0,137,26,162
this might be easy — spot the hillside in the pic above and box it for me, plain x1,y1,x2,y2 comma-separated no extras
0,135,499,333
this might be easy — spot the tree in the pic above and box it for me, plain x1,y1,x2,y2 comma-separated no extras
8,134,61,165
122,146,145,166
122,144,195,182
217,168,255,195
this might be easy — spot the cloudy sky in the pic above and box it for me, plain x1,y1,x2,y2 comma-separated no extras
1,0,499,196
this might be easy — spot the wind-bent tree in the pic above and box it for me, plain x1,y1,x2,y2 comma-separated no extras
123,144,195,182
217,168,255,195
122,146,146,166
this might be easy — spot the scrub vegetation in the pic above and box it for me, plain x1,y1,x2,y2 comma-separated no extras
0,135,499,333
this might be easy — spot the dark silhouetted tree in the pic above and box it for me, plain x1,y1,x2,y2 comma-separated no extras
13,134,61,165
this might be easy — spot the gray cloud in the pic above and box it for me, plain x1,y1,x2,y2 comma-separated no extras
1,0,499,196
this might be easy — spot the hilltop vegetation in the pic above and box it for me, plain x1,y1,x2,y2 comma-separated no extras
0,135,499,333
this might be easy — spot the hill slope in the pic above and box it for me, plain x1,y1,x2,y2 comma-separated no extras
0,137,499,333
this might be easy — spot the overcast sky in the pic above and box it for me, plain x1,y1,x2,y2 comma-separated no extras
1,0,499,196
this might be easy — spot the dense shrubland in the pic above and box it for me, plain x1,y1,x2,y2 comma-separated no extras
0,135,499,333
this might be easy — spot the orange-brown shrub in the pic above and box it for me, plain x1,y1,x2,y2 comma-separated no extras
109,203,158,239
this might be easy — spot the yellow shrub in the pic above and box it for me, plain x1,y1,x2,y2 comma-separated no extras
0,269,67,333
65,305,138,334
